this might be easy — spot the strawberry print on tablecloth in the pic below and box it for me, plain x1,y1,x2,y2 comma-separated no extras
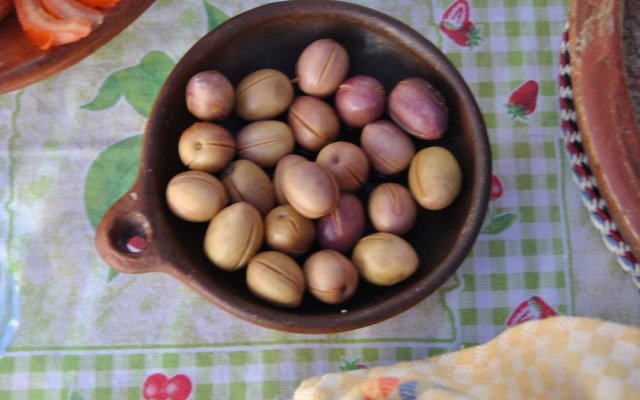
506,296,559,327
142,373,193,400
506,80,539,122
439,0,483,49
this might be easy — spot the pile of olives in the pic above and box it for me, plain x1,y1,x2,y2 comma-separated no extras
165,38,462,309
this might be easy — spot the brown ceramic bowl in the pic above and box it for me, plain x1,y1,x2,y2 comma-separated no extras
569,0,640,260
95,0,491,334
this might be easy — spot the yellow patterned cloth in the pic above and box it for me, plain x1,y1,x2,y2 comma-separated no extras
294,317,640,399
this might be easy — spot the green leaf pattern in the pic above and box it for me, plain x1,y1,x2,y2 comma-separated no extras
82,3,230,281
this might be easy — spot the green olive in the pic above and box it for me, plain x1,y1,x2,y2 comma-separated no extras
352,232,418,286
408,146,462,210
246,251,305,308
204,202,264,271
166,171,228,222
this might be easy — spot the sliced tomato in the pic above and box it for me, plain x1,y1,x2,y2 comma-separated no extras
42,0,104,27
15,0,92,50
75,0,121,8
0,0,14,22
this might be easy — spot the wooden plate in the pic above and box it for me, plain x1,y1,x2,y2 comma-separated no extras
0,0,154,96
569,0,640,259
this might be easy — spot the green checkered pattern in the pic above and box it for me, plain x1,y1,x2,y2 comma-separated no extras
0,0,579,398
0,345,451,399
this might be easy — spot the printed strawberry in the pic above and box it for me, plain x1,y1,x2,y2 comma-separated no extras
340,358,368,371
506,295,558,327
489,175,503,200
506,80,539,121
440,0,483,48
142,373,192,400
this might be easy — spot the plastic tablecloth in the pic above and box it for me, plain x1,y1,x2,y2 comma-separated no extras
0,0,638,398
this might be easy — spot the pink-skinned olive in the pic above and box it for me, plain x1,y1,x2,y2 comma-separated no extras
361,120,415,175
296,38,349,97
288,96,340,152
272,154,308,205
281,160,339,219
387,77,448,140
335,75,386,128
316,141,369,192
368,183,417,235
304,249,359,304
185,70,234,121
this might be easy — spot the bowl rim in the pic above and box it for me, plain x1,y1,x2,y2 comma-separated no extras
96,0,491,334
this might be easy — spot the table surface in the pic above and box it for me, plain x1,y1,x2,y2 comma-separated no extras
0,0,638,398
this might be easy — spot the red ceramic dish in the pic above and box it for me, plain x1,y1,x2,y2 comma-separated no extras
569,0,640,260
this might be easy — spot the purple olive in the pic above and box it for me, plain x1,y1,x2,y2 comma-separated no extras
335,75,386,128
317,193,365,252
387,77,448,140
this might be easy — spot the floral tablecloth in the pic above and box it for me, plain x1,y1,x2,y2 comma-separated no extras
0,0,638,398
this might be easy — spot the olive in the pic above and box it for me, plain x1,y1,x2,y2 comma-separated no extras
368,183,416,235
304,249,359,304
281,161,339,219
408,146,462,210
235,68,294,120
335,75,386,128
265,205,316,257
361,120,415,175
185,70,234,121
221,159,275,216
178,122,235,173
288,96,340,152
296,38,349,97
351,232,418,286
166,171,228,222
387,77,448,140
236,120,295,168
315,141,369,192
272,154,308,205
246,251,305,308
317,193,365,253
204,202,264,271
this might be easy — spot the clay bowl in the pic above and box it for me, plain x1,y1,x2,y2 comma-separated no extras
0,0,154,95
95,0,491,334
569,0,640,260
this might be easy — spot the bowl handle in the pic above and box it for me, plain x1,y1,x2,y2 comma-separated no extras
95,187,163,274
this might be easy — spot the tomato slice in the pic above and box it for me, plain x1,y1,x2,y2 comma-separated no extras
41,0,104,27
14,0,92,50
75,0,121,8
0,0,14,22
